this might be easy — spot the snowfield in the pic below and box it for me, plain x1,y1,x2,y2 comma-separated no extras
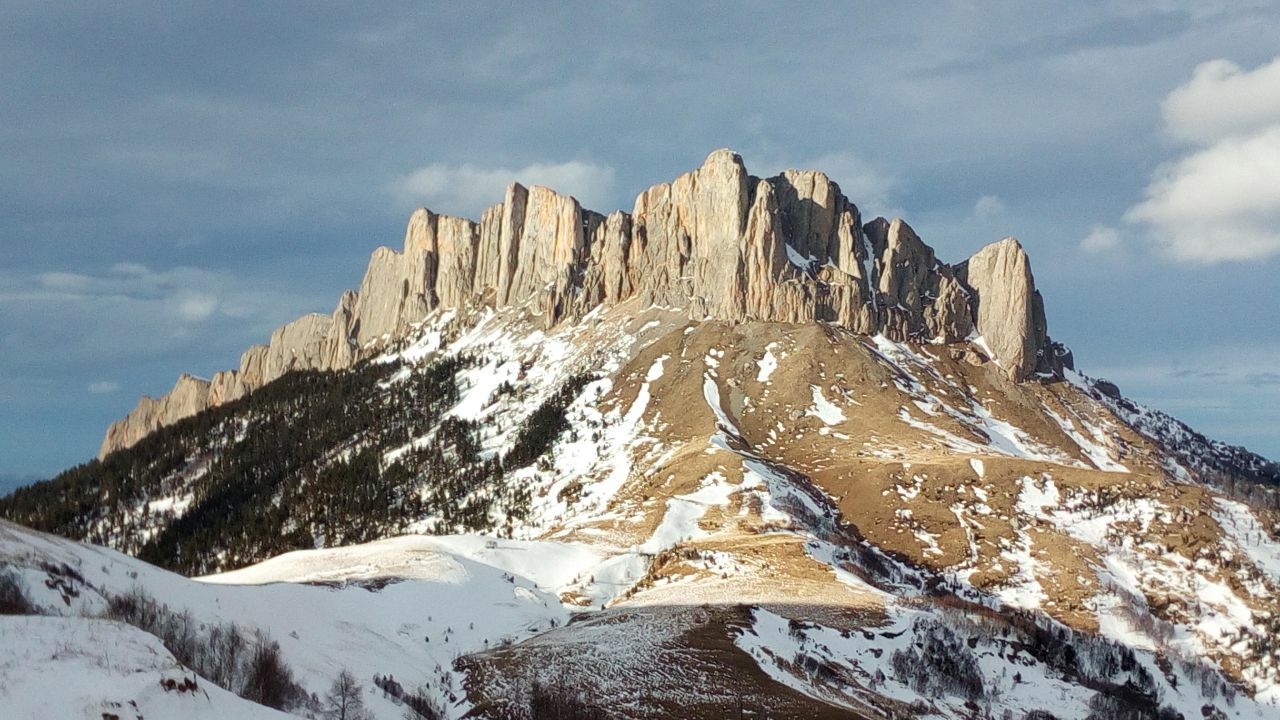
0,520,611,719
0,616,291,719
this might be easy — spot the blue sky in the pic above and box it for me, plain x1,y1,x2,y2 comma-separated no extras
2,2,1279,492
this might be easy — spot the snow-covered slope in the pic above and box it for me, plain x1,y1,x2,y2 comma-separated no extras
0,616,291,720
4,301,1280,718
1068,369,1280,493
0,519,606,718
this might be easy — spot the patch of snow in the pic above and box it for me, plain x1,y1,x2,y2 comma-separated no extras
806,385,846,425
450,358,520,420
756,343,779,383
784,244,819,270
970,334,997,364
637,472,738,554
1044,404,1129,473
1215,499,1280,587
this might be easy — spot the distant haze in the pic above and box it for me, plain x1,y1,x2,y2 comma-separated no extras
0,474,41,498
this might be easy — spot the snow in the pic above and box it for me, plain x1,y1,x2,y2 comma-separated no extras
806,385,845,425
784,243,819,270
572,354,666,514
0,616,290,720
644,354,667,382
639,498,709,554
0,521,579,719
1044,404,1129,473
970,334,997,365
1068,368,1275,487
1091,591,1157,651
636,472,741,554
739,598,1274,720
13,300,1280,715
1009,480,1280,702
872,334,1079,466
399,309,457,364
968,399,1072,463
1215,498,1280,586
995,528,1047,610
736,604,1099,720
914,527,943,557
450,358,520,420
756,343,779,383
703,372,742,446
898,408,988,454
203,534,606,596
1015,475,1061,516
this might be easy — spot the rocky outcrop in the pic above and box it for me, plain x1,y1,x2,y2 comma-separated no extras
956,238,1049,381
100,149,1065,457
99,374,212,457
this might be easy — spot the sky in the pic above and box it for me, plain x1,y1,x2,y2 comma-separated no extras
2,1,1279,492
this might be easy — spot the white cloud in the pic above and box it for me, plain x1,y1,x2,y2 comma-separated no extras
175,292,220,322
1163,57,1280,145
1123,57,1280,264
110,262,149,276
87,381,120,394
389,159,617,217
1080,224,1120,253
973,194,1005,220
38,272,92,292
1126,125,1280,262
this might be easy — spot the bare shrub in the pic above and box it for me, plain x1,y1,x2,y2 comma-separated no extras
105,587,307,712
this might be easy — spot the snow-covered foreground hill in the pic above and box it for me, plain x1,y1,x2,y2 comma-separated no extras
4,511,1278,719
0,616,291,719
1,520,617,718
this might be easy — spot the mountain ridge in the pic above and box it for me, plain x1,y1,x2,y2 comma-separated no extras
11,147,1279,717
100,149,1068,457
7,255,1280,715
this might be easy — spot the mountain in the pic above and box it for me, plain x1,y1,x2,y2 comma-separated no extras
3,149,1280,719
94,149,1069,459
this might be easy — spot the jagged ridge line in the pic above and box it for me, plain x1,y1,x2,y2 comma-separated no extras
100,148,1068,457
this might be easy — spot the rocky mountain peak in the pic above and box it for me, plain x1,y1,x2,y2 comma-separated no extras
957,236,1051,381
99,149,1067,457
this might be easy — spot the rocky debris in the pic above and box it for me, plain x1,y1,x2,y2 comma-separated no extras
100,149,1065,457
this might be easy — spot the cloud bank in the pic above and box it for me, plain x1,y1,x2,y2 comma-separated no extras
1126,57,1280,263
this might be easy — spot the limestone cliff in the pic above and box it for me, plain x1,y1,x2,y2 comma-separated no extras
99,374,212,457
99,149,1067,457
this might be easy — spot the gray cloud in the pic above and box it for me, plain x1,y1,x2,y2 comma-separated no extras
1170,367,1228,380
390,159,618,218
2,2,1279,475
87,381,120,395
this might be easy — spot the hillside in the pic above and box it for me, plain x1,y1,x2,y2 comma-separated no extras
3,150,1280,719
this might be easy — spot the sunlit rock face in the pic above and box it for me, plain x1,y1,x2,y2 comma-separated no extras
100,149,1063,457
